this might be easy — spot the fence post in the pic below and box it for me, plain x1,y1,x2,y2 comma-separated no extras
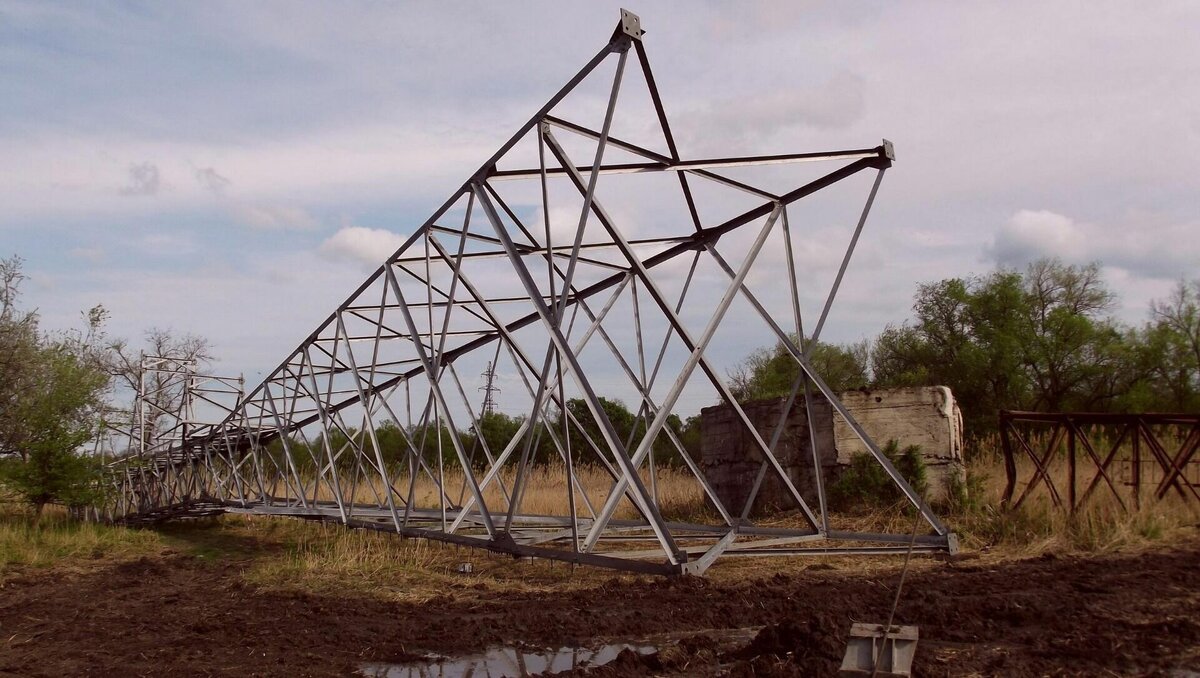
1000,411,1017,508
1131,419,1141,510
1067,420,1076,513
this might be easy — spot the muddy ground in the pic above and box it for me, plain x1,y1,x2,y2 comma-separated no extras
0,538,1197,677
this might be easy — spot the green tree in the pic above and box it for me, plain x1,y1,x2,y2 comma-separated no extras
1140,278,1200,411
0,256,110,515
0,256,42,459
371,419,409,469
729,335,869,402
470,411,525,467
406,422,461,466
677,414,702,462
873,272,1032,424
1020,260,1124,411
549,397,638,466
872,258,1134,430
537,397,687,468
0,344,109,513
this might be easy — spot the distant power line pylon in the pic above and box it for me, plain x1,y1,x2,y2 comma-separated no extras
479,361,500,416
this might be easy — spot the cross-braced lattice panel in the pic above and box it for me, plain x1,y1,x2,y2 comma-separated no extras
112,11,954,574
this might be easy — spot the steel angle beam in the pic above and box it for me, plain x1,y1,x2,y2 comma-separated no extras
95,8,957,575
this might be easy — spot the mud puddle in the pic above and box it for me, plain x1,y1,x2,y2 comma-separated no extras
359,627,760,677
359,643,654,677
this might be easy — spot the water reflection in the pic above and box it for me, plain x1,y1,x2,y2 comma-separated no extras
359,643,655,678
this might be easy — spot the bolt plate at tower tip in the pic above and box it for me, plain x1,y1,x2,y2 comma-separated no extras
620,9,644,39
882,139,896,161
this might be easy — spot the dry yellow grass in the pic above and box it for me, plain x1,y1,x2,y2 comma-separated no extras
256,444,1200,555
229,515,649,602
947,447,1199,554
4,432,1198,600
220,445,1199,600
288,463,713,523
0,503,161,577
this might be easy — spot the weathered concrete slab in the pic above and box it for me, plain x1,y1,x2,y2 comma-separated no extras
834,386,965,501
700,386,966,513
700,397,836,514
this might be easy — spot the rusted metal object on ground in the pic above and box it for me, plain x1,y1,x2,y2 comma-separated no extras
1000,411,1200,512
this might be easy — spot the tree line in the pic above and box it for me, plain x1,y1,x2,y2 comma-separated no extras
728,258,1200,433
3,254,1196,513
0,256,212,514
261,397,689,476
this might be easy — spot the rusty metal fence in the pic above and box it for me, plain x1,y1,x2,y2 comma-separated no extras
1000,411,1200,512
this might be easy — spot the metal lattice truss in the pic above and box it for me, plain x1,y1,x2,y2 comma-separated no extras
133,356,245,458
98,10,955,574
96,356,245,518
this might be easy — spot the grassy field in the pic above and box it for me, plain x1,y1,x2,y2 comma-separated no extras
3,441,1196,678
929,449,1197,553
0,503,160,571
2,445,1196,602
276,463,715,524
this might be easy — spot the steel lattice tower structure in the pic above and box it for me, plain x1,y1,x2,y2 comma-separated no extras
95,9,956,575
478,362,500,417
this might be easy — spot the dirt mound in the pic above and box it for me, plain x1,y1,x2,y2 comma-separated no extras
584,647,663,676
723,615,845,675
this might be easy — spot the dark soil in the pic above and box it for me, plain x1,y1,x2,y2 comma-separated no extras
1,543,1197,677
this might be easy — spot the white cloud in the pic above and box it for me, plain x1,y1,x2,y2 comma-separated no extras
67,246,105,263
137,232,195,256
528,205,616,247
319,225,407,267
0,122,495,226
7,2,1200,416
32,251,367,380
986,209,1200,282
987,209,1087,267
232,203,319,231
682,71,867,151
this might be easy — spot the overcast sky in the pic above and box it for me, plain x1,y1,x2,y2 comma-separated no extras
3,1,1198,415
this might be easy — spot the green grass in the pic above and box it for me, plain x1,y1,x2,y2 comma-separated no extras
0,504,161,574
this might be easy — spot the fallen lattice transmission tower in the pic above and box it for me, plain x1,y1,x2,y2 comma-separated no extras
95,9,956,575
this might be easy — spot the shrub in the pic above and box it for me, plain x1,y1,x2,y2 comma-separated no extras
940,466,985,513
828,439,927,511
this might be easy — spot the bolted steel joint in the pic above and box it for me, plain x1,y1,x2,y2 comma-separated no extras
619,8,644,40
